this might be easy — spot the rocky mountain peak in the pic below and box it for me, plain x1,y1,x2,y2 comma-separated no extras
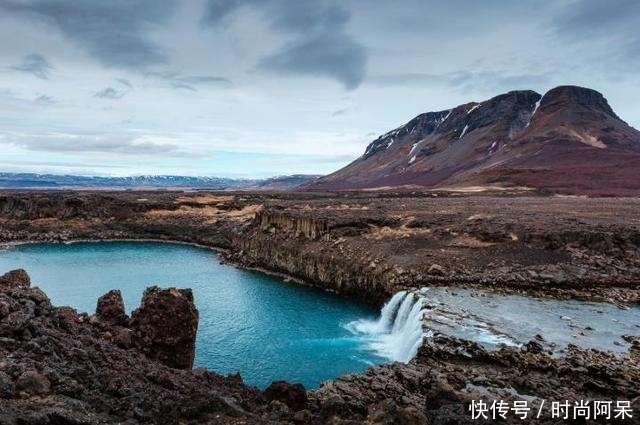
308,85,640,195
362,110,450,159
539,85,619,119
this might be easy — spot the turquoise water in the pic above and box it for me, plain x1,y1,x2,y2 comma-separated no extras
0,241,383,389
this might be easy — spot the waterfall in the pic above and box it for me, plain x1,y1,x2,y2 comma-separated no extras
347,290,429,363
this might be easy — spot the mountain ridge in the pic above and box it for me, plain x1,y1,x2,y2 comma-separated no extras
0,173,321,190
308,85,640,196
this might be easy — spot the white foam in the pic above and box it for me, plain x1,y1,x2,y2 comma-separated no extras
347,290,428,363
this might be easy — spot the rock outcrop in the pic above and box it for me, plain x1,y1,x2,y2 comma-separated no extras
310,334,640,424
0,269,31,288
0,270,279,424
95,289,128,326
129,286,199,370
1,269,639,424
263,381,308,412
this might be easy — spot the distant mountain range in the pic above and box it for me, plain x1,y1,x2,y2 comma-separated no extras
307,86,640,196
0,173,321,190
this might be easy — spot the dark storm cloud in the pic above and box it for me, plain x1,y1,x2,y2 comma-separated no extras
94,87,125,100
203,0,367,89
9,53,53,79
258,34,366,90
0,0,176,69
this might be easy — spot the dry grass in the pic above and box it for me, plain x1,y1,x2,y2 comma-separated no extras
145,204,263,222
176,195,235,204
364,225,432,240
226,204,263,220
146,205,219,218
448,235,495,248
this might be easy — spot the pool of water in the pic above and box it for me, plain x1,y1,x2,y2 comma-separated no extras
0,241,384,389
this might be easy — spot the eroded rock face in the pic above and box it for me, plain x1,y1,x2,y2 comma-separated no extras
0,270,279,424
129,286,198,369
96,289,127,326
264,381,308,411
0,269,31,288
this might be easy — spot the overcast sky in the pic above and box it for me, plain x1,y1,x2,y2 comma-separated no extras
0,0,638,177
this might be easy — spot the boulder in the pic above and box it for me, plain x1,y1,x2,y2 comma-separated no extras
524,339,544,354
263,381,308,411
427,264,446,276
0,269,31,288
96,289,128,326
15,371,51,397
0,371,14,398
129,286,198,369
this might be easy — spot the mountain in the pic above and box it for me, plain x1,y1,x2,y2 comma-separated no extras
308,86,640,196
0,173,321,190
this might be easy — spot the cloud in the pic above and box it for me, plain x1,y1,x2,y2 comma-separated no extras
551,0,640,71
447,70,550,93
203,0,348,33
94,87,125,100
265,1,349,34
146,71,232,91
309,153,357,164
258,33,366,90
179,75,231,85
9,53,53,79
331,108,348,117
0,159,126,170
203,0,367,89
368,69,550,93
116,78,133,88
3,132,196,157
552,0,638,37
34,94,55,104
367,73,447,87
170,82,197,91
201,0,244,26
0,0,176,69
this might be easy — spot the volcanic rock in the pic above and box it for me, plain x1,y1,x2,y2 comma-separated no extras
0,269,30,288
129,286,199,369
95,289,128,326
264,381,308,411
0,271,279,423
15,371,50,397
0,371,14,398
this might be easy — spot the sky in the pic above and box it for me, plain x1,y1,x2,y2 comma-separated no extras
0,0,639,178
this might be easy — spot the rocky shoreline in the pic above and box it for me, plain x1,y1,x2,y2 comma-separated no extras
1,191,639,306
1,190,640,424
1,269,639,424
